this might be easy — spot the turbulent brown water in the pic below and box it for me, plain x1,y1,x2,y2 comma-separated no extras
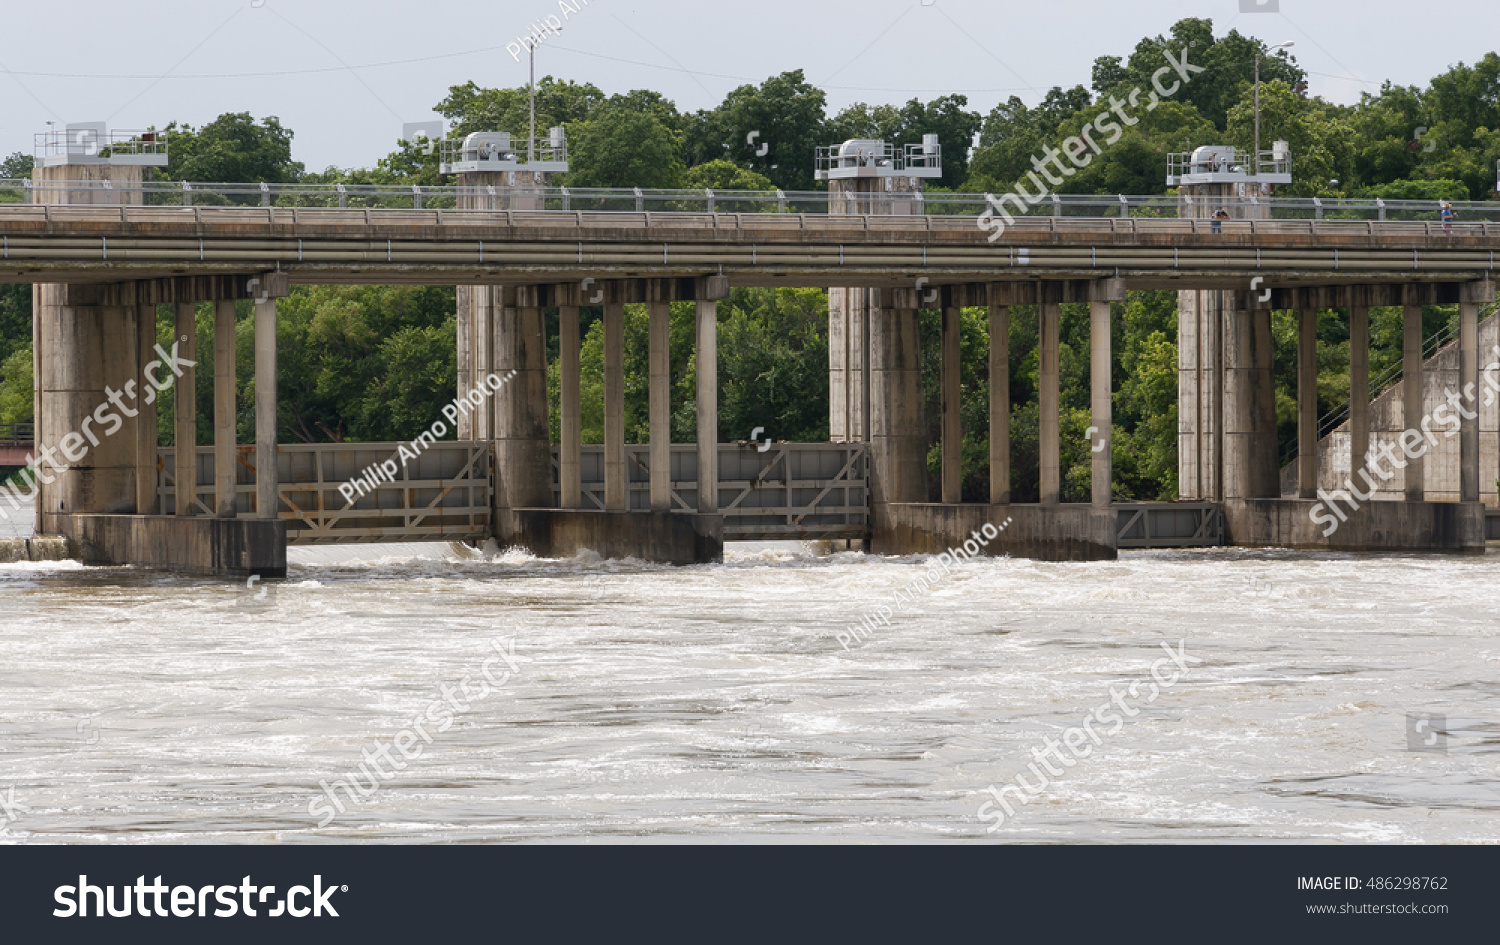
1,495,1497,843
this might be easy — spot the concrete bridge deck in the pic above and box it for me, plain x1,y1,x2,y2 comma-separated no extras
0,204,1496,290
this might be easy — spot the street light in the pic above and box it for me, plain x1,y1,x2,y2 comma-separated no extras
529,30,560,165
1254,41,1294,175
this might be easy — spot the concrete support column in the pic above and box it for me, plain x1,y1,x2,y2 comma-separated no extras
135,304,159,514
173,302,197,516
494,295,552,510
1460,289,1481,503
989,304,1010,505
1349,305,1370,478
253,298,277,519
1402,304,1424,501
473,286,494,442
455,286,472,440
649,301,671,511
1223,293,1279,499
1039,302,1060,506
604,302,626,510
696,299,718,514
559,304,581,509
214,300,237,518
940,303,962,504
1297,307,1318,499
870,294,926,507
1090,300,1112,508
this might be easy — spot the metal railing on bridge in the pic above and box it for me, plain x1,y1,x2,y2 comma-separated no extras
552,442,869,541
158,441,491,544
0,423,33,447
5,179,1499,223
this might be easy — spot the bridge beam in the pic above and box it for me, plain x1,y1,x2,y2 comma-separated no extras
254,297,278,519
1349,296,1370,486
1039,299,1060,506
1091,298,1113,508
1460,280,1490,503
604,301,626,510
940,296,961,504
649,301,671,512
134,302,158,514
174,302,197,517
988,299,1010,506
1402,299,1425,501
214,301,237,517
697,298,718,515
1297,306,1318,499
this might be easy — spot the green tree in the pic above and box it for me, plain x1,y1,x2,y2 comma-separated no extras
162,113,303,183
0,344,32,424
680,160,773,191
565,107,684,189
684,71,828,190
1,153,33,180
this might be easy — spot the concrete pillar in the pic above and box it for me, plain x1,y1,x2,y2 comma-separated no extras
1349,305,1370,479
135,304,159,514
1223,293,1279,499
214,300,237,518
473,286,494,442
254,298,278,519
454,171,512,441
559,304,581,509
941,302,962,504
1090,300,1112,508
174,302,197,516
455,285,472,440
494,293,552,510
1213,293,1225,501
870,293,926,507
1460,289,1481,503
1403,304,1424,501
989,304,1010,505
604,302,626,510
1039,302,1060,506
696,299,718,514
1297,307,1318,499
649,301,671,511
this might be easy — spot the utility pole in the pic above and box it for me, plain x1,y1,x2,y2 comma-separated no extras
1254,41,1295,174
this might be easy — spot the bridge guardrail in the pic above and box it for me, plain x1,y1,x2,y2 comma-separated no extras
4,179,1499,222
3,202,1499,243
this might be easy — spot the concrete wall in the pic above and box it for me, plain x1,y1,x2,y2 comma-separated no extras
495,509,723,565
43,512,287,576
874,503,1117,561
1224,497,1484,553
0,535,72,563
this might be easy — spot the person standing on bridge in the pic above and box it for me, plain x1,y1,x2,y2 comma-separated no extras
1441,200,1456,235
1211,207,1230,234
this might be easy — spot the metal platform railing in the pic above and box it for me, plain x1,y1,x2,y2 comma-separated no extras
4,179,1497,221
0,423,33,447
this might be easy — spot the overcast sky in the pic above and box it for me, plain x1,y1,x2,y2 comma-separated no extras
1,0,1493,173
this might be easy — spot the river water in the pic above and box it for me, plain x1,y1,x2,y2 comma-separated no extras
1,495,1497,843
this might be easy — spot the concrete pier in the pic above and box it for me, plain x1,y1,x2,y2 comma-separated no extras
989,301,1010,505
